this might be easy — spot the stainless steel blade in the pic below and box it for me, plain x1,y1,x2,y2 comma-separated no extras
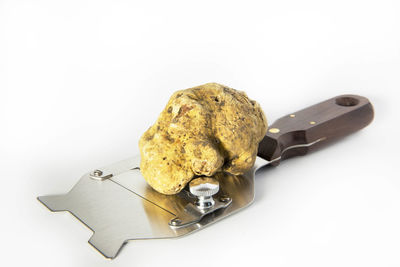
37,138,326,259
37,156,269,259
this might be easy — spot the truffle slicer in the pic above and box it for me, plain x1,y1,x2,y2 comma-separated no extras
38,95,373,259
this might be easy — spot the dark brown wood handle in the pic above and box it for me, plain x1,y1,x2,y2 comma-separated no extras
257,95,374,165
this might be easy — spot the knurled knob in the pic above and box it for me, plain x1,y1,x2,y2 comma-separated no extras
189,177,219,197
189,177,219,209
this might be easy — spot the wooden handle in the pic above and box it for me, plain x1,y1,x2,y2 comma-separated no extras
257,95,374,165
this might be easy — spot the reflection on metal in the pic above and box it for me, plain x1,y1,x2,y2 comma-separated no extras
189,177,220,209
37,156,268,259
37,137,323,259
169,176,232,228
168,197,232,228
268,137,326,164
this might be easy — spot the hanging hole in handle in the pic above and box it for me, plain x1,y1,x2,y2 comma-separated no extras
335,96,359,107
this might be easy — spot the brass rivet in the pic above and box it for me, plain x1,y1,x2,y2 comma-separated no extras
269,128,280,133
309,121,316,125
290,114,295,118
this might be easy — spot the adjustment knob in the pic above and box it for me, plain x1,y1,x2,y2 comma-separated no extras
189,177,219,209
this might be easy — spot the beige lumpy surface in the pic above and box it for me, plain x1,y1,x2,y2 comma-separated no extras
139,83,267,194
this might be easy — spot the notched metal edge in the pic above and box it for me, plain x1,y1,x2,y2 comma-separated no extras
36,156,264,259
38,195,136,259
37,196,113,258
37,195,115,258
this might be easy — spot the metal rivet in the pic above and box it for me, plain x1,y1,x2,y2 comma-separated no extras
170,218,181,226
92,170,103,177
290,114,295,118
90,169,113,181
309,121,316,125
219,196,231,203
268,128,280,133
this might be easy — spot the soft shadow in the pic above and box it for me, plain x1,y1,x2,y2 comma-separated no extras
253,164,277,203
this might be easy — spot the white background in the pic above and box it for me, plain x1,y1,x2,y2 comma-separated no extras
1,0,400,266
